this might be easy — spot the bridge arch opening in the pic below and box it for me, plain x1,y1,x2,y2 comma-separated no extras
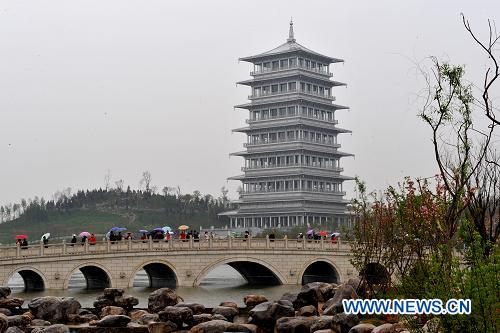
67,265,111,290
8,269,45,292
132,263,177,289
195,259,284,287
301,260,340,285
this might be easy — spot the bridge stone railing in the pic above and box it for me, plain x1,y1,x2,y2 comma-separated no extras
0,237,351,260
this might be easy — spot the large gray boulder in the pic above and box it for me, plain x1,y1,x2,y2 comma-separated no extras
28,297,81,323
372,323,393,333
243,295,268,308
148,321,177,333
176,302,206,315
189,319,232,333
323,285,357,315
331,313,360,333
211,306,238,322
31,324,70,333
148,288,183,313
93,314,131,327
159,306,193,327
348,323,376,333
248,301,295,331
310,316,333,332
275,316,315,333
296,282,336,307
6,314,31,327
5,327,24,333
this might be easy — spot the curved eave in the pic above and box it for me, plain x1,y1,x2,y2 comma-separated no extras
239,41,344,64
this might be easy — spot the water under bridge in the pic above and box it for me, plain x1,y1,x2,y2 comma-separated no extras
0,238,356,291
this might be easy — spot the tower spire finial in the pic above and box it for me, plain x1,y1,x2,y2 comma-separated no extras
287,18,295,43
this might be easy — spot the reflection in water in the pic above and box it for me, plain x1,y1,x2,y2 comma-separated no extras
8,265,300,307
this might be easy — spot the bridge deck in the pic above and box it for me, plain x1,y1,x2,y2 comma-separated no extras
0,238,350,261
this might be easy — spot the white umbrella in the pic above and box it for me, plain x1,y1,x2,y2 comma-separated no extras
41,233,50,241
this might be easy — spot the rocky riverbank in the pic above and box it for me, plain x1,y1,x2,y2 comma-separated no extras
0,280,440,333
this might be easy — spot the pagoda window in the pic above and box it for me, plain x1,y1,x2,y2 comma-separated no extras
298,58,304,67
327,111,333,121
280,83,287,92
300,82,305,92
308,108,314,117
253,87,261,97
271,85,278,93
306,84,311,92
279,107,286,116
305,156,310,165
255,63,262,73
321,111,326,120
270,108,278,118
263,62,270,72
305,59,310,68
272,60,279,70
289,58,297,67
295,155,300,164
301,106,307,116
294,180,300,190
280,59,288,68
313,85,318,93
326,183,331,192
287,106,296,116
288,82,296,91
278,132,285,142
319,87,324,95
262,109,269,119
314,109,319,118
318,63,323,72
269,133,277,142
262,86,269,95
311,61,316,69
325,88,330,97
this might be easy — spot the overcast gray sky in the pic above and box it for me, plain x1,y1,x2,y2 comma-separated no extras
0,0,498,205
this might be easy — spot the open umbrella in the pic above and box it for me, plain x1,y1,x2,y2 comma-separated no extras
15,235,27,239
152,227,164,232
162,226,172,233
318,231,328,237
306,229,314,235
139,229,148,234
331,232,340,237
41,233,50,241
110,227,127,232
178,225,189,231
79,231,91,238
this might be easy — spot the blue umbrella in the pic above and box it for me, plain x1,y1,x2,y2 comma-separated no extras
152,227,164,232
162,226,172,233
139,229,148,234
110,227,127,232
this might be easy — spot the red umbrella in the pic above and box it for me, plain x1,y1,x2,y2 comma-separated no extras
15,235,27,239
319,231,328,237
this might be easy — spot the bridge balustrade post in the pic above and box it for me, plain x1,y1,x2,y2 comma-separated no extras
128,238,132,251
229,236,233,249
247,236,251,249
337,238,341,250
266,235,270,249
40,242,44,256
85,239,89,253
320,237,324,250
107,238,111,252
16,244,20,258
189,237,193,249
169,238,173,250
284,235,288,249
62,240,67,255
302,237,306,250
209,237,213,249
148,237,153,250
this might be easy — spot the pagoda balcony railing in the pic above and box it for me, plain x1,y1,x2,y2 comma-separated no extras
249,90,334,101
243,138,340,148
242,188,346,195
241,164,343,172
250,65,333,77
246,115,338,125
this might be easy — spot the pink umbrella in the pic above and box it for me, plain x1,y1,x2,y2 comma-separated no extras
79,231,91,237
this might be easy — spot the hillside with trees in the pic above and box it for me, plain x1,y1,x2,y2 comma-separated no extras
0,182,233,244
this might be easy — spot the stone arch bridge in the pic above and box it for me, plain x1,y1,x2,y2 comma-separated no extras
0,238,356,291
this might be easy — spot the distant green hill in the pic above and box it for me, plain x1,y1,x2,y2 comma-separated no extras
0,188,232,245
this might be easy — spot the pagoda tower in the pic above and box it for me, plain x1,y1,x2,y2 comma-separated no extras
225,22,353,229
